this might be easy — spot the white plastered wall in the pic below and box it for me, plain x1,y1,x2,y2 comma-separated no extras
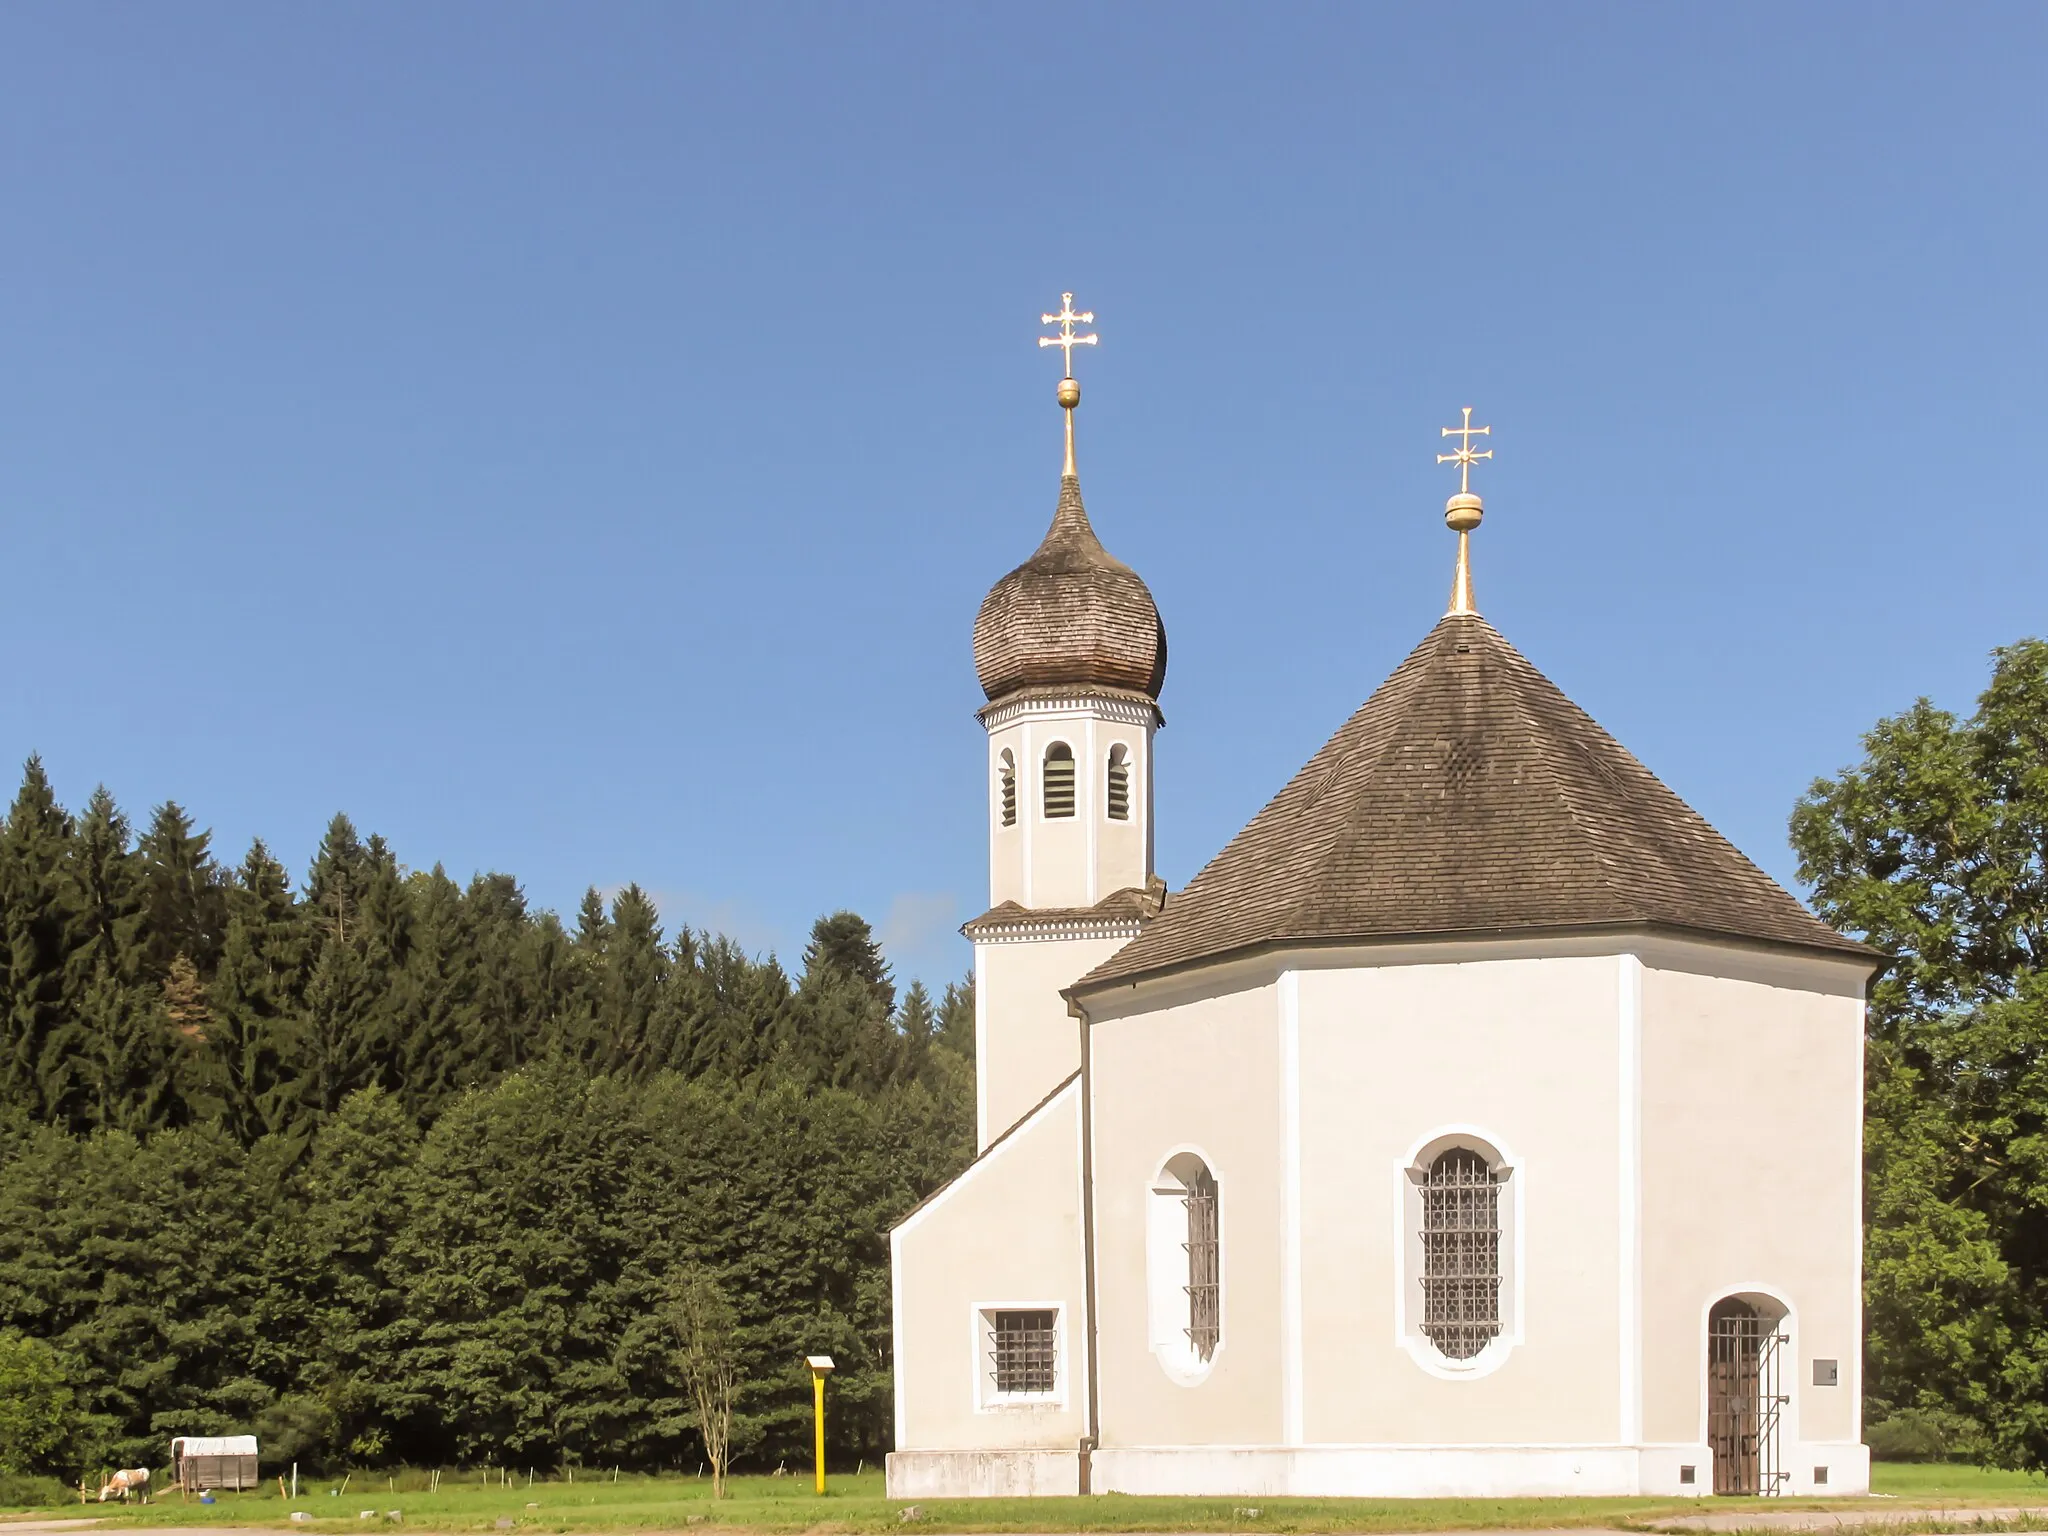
1637,943,1870,1496
1089,981,1286,1449
984,698,1155,911
976,933,1129,1151
1295,955,1626,1447
890,1077,1088,1487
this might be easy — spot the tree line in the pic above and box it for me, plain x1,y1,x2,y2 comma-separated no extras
0,761,973,1475
1794,636,2048,1468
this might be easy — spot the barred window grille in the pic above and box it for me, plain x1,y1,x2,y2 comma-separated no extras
998,751,1017,827
1420,1148,1501,1360
988,1309,1058,1395
1182,1164,1220,1362
1107,747,1131,821
1042,744,1076,819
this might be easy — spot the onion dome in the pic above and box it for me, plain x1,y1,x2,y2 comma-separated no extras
972,473,1168,703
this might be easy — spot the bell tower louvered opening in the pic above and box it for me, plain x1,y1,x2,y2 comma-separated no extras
1107,745,1131,821
998,749,1017,827
1043,743,1076,818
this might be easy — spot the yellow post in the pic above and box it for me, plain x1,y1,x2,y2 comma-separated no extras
805,1355,835,1495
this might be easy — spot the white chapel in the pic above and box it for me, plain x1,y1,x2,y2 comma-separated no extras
888,297,1876,1501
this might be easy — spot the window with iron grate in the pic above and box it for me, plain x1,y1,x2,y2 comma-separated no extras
1183,1163,1220,1362
1420,1148,1501,1361
1148,1151,1221,1377
1106,745,1131,821
1042,743,1076,818
987,1309,1058,1395
998,749,1017,827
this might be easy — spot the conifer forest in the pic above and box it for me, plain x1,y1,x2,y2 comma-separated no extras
0,757,974,1475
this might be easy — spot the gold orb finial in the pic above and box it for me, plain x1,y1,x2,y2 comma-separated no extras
1039,291,1097,477
1436,407,1493,616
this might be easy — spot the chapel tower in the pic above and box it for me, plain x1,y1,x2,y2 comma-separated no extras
964,294,1165,1149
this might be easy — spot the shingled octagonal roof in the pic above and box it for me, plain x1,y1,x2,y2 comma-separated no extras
973,474,1166,703
1075,611,1872,992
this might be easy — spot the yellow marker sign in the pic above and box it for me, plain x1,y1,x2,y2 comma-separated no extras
806,1356,835,1494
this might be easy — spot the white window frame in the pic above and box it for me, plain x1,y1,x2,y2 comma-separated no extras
1392,1125,1525,1379
971,1301,1069,1411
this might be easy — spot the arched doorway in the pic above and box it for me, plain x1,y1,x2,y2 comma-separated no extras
1707,1296,1788,1495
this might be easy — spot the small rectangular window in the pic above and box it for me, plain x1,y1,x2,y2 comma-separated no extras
988,1309,1057,1395
1679,1465,1696,1485
1812,1357,1839,1386
1814,1467,1829,1486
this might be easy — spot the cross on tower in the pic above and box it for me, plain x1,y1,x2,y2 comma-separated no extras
1039,292,1098,377
1437,406,1493,496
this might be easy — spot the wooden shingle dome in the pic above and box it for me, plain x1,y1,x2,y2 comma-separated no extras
973,473,1167,704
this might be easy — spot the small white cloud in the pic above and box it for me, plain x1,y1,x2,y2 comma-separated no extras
879,890,968,988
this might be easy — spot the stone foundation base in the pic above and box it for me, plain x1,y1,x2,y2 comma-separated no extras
885,1449,1080,1499
886,1442,1869,1499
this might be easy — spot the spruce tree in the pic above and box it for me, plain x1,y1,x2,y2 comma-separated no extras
136,801,228,981
594,885,667,1077
0,759,80,1123
896,979,936,1087
392,866,482,1119
206,841,309,1145
801,911,895,1015
935,974,975,1059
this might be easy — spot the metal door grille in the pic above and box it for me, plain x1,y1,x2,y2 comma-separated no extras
1183,1166,1220,1362
988,1309,1057,1395
1420,1149,1500,1360
1708,1299,1788,1496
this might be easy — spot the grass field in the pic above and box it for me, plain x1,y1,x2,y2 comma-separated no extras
5,1461,2043,1534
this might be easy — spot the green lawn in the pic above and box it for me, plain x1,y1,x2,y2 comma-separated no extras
7,1463,2044,1535
1870,1463,2048,1497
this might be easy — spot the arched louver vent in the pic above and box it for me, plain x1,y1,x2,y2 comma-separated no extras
1420,1148,1501,1360
998,750,1017,828
1043,743,1076,819
1107,746,1131,821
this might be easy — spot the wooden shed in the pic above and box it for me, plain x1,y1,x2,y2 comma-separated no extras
170,1435,259,1492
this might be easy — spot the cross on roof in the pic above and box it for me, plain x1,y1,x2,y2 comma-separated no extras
1039,292,1098,377
1437,406,1493,496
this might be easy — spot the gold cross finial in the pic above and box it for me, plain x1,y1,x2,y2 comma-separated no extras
1437,406,1493,496
1039,292,1098,380
1039,292,1097,477
1436,406,1492,617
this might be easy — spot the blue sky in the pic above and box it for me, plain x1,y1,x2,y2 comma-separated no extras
2,5,2041,988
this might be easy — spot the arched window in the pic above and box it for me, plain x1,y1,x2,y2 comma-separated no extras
1106,745,1131,821
1707,1294,1790,1495
997,749,1017,828
1419,1147,1501,1361
1147,1152,1221,1375
1042,743,1075,819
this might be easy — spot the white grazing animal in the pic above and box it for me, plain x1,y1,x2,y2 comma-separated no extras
99,1469,150,1502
